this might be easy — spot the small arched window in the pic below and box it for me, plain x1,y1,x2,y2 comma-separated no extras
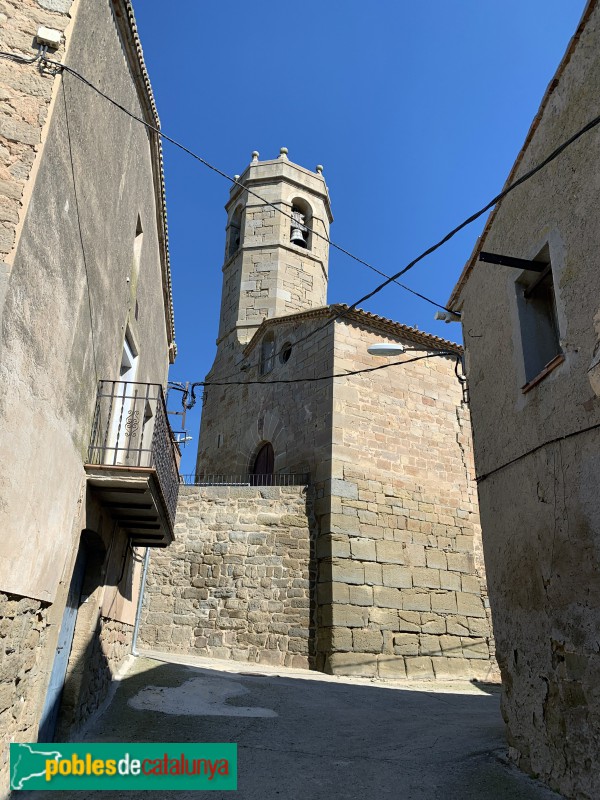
280,341,292,364
227,205,243,258
260,332,276,376
290,197,312,250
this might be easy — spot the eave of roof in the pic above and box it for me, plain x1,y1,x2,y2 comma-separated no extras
243,304,462,356
113,0,176,356
447,0,597,311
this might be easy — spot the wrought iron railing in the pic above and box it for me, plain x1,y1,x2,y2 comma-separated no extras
180,473,310,487
87,380,179,524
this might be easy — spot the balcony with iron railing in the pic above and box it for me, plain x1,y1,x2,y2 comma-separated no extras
85,380,179,547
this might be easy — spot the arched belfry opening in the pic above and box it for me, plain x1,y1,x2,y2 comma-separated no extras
213,151,332,343
251,441,274,485
290,197,312,250
227,205,243,258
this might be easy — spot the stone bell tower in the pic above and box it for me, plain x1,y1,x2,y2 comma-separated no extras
196,149,334,478
216,147,334,346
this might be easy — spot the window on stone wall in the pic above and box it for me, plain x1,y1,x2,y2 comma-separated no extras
515,245,562,387
259,332,276,376
290,197,312,250
280,342,292,364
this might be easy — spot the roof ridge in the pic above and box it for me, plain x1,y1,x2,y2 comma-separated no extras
243,304,462,355
118,0,176,353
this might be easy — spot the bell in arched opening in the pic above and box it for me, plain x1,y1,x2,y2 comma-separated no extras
290,206,308,248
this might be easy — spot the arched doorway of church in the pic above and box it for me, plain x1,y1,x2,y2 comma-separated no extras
251,442,274,485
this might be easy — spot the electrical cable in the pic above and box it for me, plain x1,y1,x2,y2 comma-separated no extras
4,46,600,321
475,420,600,485
177,345,462,408
0,47,453,314
33,44,600,318
227,76,600,381
0,44,45,64
4,48,600,408
183,299,462,401
197,350,459,387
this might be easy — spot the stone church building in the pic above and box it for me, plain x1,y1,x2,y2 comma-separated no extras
140,150,497,681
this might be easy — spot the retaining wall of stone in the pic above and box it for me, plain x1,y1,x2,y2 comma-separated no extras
139,486,315,668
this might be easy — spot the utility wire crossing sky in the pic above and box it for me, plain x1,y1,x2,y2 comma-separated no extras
4,46,597,391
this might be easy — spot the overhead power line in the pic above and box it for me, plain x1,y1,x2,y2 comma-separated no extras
348,108,600,311
2,48,598,321
30,48,600,317
203,350,458,386
1,48,451,314
175,349,461,411
4,47,600,398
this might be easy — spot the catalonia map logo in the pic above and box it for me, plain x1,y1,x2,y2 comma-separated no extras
10,742,237,790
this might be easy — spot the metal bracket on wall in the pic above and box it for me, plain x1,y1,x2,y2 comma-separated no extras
479,252,549,272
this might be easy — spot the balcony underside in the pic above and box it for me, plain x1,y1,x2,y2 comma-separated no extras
84,465,175,547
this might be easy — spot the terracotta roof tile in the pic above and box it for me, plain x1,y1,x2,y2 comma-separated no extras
244,304,462,356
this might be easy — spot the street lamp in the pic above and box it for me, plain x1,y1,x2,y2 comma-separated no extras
367,343,405,357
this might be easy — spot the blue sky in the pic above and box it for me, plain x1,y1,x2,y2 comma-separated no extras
133,1,586,474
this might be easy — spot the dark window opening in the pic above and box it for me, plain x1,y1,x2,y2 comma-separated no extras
280,342,292,364
516,246,562,384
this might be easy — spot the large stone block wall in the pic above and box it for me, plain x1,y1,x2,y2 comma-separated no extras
315,321,497,681
139,486,314,667
0,592,51,794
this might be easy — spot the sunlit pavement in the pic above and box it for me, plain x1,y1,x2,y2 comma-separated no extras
24,651,562,800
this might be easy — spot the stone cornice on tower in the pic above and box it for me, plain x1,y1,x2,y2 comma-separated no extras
227,150,333,224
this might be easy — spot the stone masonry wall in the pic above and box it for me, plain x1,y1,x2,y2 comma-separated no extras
139,486,314,668
57,616,133,739
316,321,498,681
0,0,71,264
0,592,51,795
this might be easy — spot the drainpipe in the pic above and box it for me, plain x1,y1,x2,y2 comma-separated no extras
131,547,150,656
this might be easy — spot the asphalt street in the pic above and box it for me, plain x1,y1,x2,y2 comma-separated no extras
20,652,562,800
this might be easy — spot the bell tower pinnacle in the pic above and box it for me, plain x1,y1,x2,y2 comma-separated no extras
216,148,333,346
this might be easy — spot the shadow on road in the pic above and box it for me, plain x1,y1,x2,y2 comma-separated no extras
14,655,561,800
